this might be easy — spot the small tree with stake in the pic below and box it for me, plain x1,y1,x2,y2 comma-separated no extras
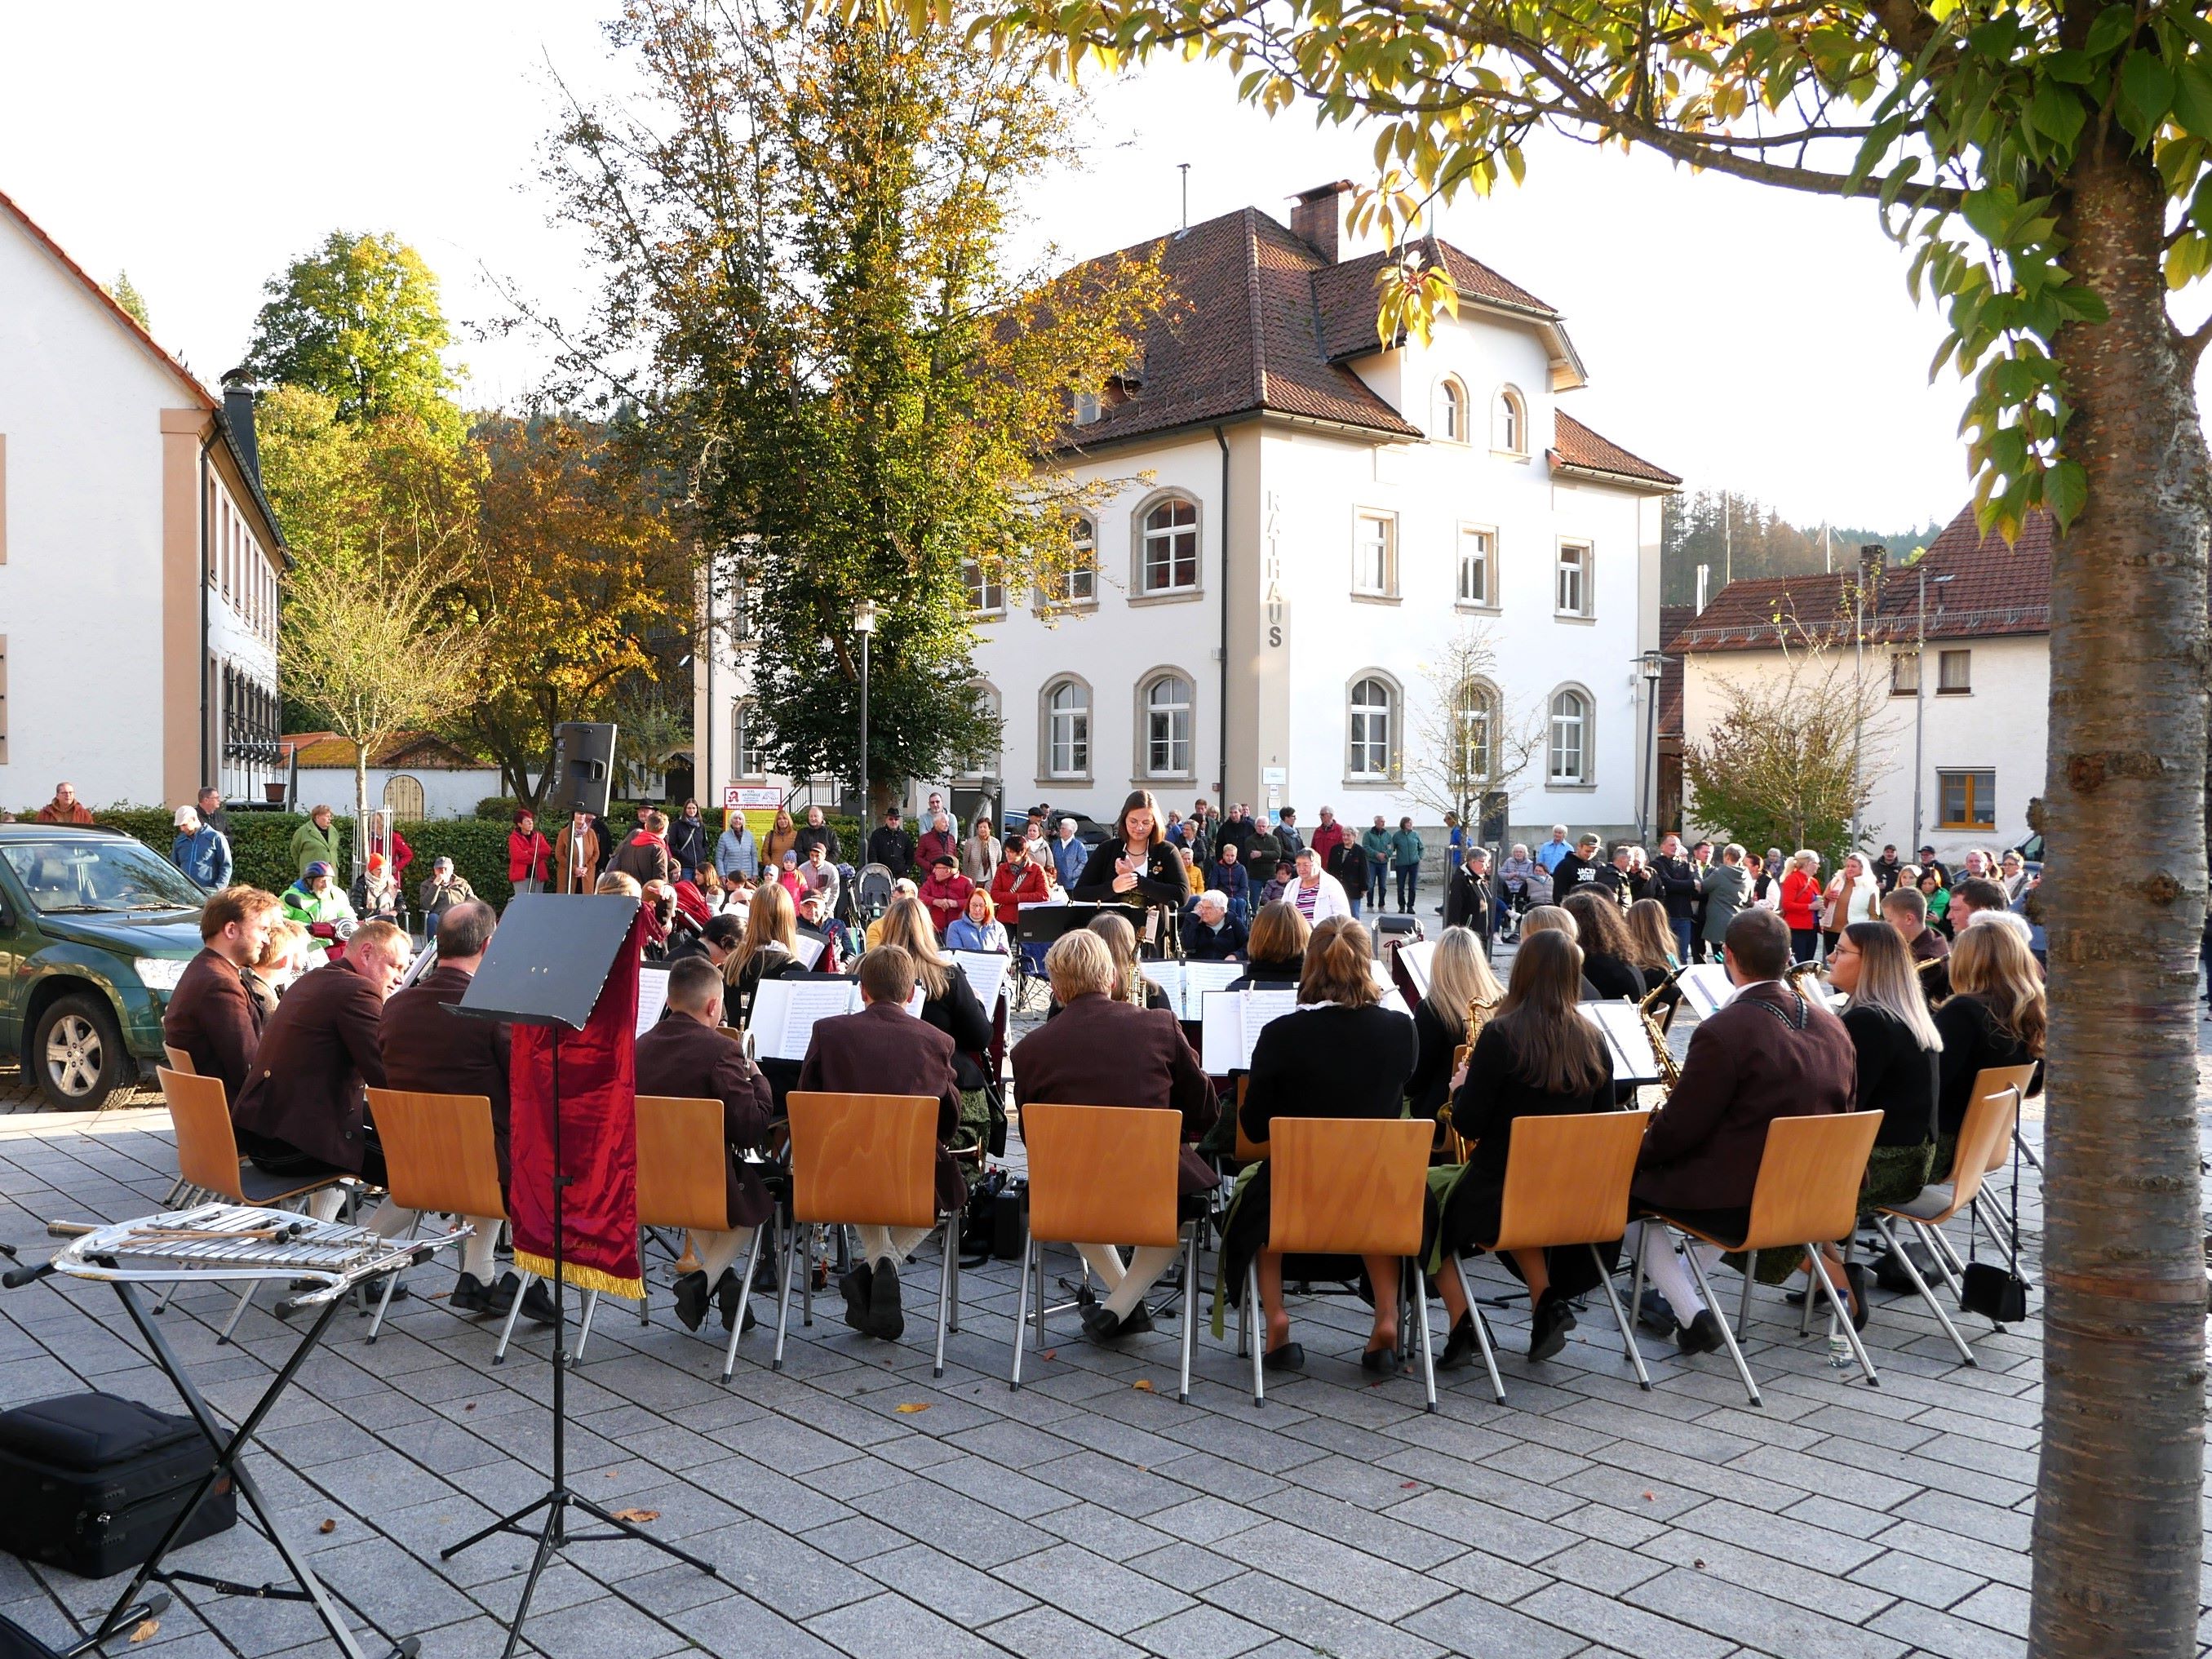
1402,626,1542,840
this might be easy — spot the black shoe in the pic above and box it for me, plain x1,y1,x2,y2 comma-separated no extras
1676,1308,1726,1355
1115,1302,1155,1336
1845,1262,1871,1333
1438,1312,1484,1371
1261,1342,1305,1372
867,1258,905,1341
1528,1289,1577,1362
840,1262,875,1334
672,1270,710,1333
357,1273,409,1309
1083,1306,1126,1343
1636,1286,1678,1336
1873,1241,1938,1294
450,1272,497,1315
1360,1343,1402,1377
514,1276,558,1326
715,1268,753,1333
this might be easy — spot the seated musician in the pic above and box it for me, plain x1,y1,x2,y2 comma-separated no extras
1882,885,1950,1001
1183,890,1246,962
1223,901,1308,991
667,912,743,970
1521,903,1605,1002
636,956,776,1334
723,881,801,1028
874,897,998,1149
1405,925,1502,1129
1010,930,1219,1342
377,902,551,1324
796,945,964,1342
1088,912,1173,1013
232,920,412,1223
1561,892,1646,1002
1931,921,2045,1174
1626,908,1855,1354
796,891,844,973
163,885,281,1102
1220,918,1418,1375
1434,930,1617,1366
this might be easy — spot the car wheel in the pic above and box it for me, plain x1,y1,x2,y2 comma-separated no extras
32,993,127,1111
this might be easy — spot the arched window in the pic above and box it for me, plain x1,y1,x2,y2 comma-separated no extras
957,684,1000,778
1493,386,1527,455
1141,672,1193,778
1454,680,1498,788
962,557,1004,615
1347,676,1396,780
733,702,768,778
1548,689,1590,785
1437,378,1468,443
1044,678,1091,778
1140,497,1200,594
1058,517,1097,605
381,774,425,819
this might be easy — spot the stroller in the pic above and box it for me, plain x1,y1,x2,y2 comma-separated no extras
853,863,896,924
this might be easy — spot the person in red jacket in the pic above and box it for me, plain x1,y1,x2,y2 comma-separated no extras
988,837,1051,929
1779,849,1824,965
1309,805,1349,871
918,852,973,937
508,810,553,894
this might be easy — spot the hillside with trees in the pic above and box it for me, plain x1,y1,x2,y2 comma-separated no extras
1660,490,1944,607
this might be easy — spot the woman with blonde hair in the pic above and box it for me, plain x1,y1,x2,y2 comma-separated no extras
874,896,997,1147
1406,925,1504,1122
960,814,1001,886
1780,849,1824,962
1085,911,1172,1012
724,880,800,1028
245,918,310,1018
1624,898,1678,985
1933,921,2045,1173
1226,900,1310,991
761,806,799,870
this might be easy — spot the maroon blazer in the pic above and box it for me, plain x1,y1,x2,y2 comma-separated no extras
635,1014,777,1228
381,965,512,1187
797,1002,965,1213
232,956,389,1173
162,947,263,1104
1010,994,1220,1195
1634,981,1856,1215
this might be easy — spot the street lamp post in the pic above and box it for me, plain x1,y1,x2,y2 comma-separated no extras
1638,649,1665,845
854,598,876,819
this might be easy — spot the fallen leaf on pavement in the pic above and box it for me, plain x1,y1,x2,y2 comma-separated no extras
611,1508,659,1524
894,1403,931,1414
318,1519,337,1535
1132,1379,1154,1392
128,1621,158,1643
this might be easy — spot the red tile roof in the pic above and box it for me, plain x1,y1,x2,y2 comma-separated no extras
1666,504,2052,654
283,731,485,770
1549,411,1682,488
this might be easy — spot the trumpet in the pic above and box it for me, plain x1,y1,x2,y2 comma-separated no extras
1783,960,1826,1006
1636,970,1683,1091
1437,993,1501,1163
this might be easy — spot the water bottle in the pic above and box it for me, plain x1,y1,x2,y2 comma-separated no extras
1826,1327,1851,1368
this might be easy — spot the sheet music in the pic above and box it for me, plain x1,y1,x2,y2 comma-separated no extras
635,966,670,1037
748,977,927,1060
1578,1000,1665,1084
792,933,827,969
1368,958,1394,995
1678,965,1736,1018
951,951,1010,1009
1394,940,1436,1000
1155,960,1243,1019
1199,988,1299,1072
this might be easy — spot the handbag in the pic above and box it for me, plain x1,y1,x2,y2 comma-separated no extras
1958,1097,2032,1324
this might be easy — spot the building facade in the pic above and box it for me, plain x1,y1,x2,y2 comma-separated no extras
1671,505,2053,861
0,189,286,814
696,184,1678,845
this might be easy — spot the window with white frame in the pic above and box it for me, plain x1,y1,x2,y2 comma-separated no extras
956,684,998,777
1494,387,1527,454
1143,674,1193,777
1548,689,1589,784
1353,511,1397,596
1455,680,1497,787
1347,676,1395,779
1456,526,1493,606
733,702,769,778
1045,679,1090,777
1555,540,1591,616
1438,379,1468,442
962,557,1004,615
1141,498,1200,593
1059,517,1097,604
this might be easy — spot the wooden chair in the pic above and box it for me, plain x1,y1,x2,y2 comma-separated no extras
1232,1076,1268,1164
1634,1111,1885,1406
1013,1104,1198,1399
1451,1110,1652,1404
361,1089,503,1344
777,1093,957,1377
1245,1117,1436,1410
1868,1065,2033,1366
158,1068,352,1343
162,1045,196,1075
635,1094,768,1383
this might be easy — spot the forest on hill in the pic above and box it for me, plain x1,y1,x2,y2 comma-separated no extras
1660,490,1945,608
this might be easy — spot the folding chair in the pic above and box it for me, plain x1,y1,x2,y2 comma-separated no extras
162,1045,196,1075
1634,1111,1886,1407
1450,1109,1652,1404
1232,1076,1270,1165
1013,1103,1199,1399
777,1093,959,1377
1243,1116,1436,1410
157,1068,352,1344
359,1089,503,1344
636,1093,769,1382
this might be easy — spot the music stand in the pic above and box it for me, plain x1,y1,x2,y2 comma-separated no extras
437,895,715,1658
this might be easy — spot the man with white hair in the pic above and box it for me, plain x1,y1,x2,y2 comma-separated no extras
1185,889,1245,960
1049,816,1088,891
1533,824,1574,875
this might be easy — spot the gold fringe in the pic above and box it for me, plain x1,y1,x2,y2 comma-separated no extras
512,1251,643,1302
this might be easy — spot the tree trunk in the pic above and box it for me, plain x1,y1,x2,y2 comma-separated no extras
2031,139,2212,1659
353,751,370,883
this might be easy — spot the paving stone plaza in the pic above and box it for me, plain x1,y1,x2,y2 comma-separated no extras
0,996,2186,1659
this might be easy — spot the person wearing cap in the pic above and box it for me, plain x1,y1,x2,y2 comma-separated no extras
867,805,916,878
418,856,475,929
1917,845,1952,889
351,852,401,924
171,805,233,889
918,851,974,938
1184,890,1246,960
281,861,357,960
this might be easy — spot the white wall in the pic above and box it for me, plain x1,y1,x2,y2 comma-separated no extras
293,766,503,821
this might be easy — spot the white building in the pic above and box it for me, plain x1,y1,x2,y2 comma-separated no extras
0,187,286,814
281,731,505,822
1671,504,2053,862
697,183,1678,844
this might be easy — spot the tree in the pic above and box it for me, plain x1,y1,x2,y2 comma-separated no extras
242,231,461,430
544,0,1169,805
1402,626,1543,833
109,271,149,331
968,1,2212,1645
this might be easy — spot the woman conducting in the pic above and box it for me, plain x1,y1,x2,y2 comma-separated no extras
1072,789,1190,951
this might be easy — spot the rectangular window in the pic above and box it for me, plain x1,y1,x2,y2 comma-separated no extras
1353,511,1396,596
1891,651,1920,695
1456,526,1492,607
1141,499,1200,593
734,705,768,777
1556,541,1590,616
962,558,1004,615
1937,648,1972,694
1938,768,1996,831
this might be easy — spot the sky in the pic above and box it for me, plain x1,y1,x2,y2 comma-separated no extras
5,1,2197,532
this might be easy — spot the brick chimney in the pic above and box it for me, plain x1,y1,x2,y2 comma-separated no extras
219,368,262,486
1291,180,1354,264
1859,542,1886,608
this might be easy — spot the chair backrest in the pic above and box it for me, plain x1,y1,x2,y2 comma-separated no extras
635,1095,736,1233
1023,1103,1181,1249
161,1068,246,1202
1267,1116,1432,1258
1944,1066,2031,1210
1969,1062,2038,1178
1233,1074,1268,1163
785,1092,938,1229
1492,1110,1649,1253
363,1089,507,1220
162,1045,197,1076
1740,1111,1885,1251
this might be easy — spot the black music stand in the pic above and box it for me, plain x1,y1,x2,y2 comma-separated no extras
437,895,715,1659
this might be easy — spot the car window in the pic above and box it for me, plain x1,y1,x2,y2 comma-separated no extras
1,841,206,914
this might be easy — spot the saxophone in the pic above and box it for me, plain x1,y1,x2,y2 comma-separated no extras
1636,972,1682,1091
1436,994,1501,1162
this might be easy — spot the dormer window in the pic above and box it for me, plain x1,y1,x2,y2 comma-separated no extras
1494,386,1527,455
1073,389,1103,426
1438,378,1468,443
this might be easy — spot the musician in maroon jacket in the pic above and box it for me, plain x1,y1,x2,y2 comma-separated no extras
796,944,962,1342
636,956,775,1335
1010,929,1219,1342
162,885,279,1102
1629,907,1855,1354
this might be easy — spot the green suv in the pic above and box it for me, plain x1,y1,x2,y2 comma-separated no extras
0,825,209,1110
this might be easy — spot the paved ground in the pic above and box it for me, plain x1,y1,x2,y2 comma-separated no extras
0,966,2183,1659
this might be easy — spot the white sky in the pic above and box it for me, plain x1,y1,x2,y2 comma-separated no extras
7,1,2197,530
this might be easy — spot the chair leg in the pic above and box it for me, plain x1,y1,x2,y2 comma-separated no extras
1588,1243,1651,1391
1246,1263,1266,1407
638,1229,652,1327
215,1283,255,1346
1806,1240,1881,1386
1009,1235,1035,1391
721,1224,765,1385
803,1227,815,1329
1681,1238,1762,1408
1922,1218,1967,1285
774,1223,805,1372
1034,1239,1049,1355
492,1272,534,1364
1737,1249,1756,1337
570,1289,600,1365
1411,1259,1437,1413
365,1270,400,1345
949,1222,961,1336
1631,1222,1651,1334
1872,1217,1976,1366
933,1213,957,1380
1177,1230,1199,1404
1453,1257,1505,1404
